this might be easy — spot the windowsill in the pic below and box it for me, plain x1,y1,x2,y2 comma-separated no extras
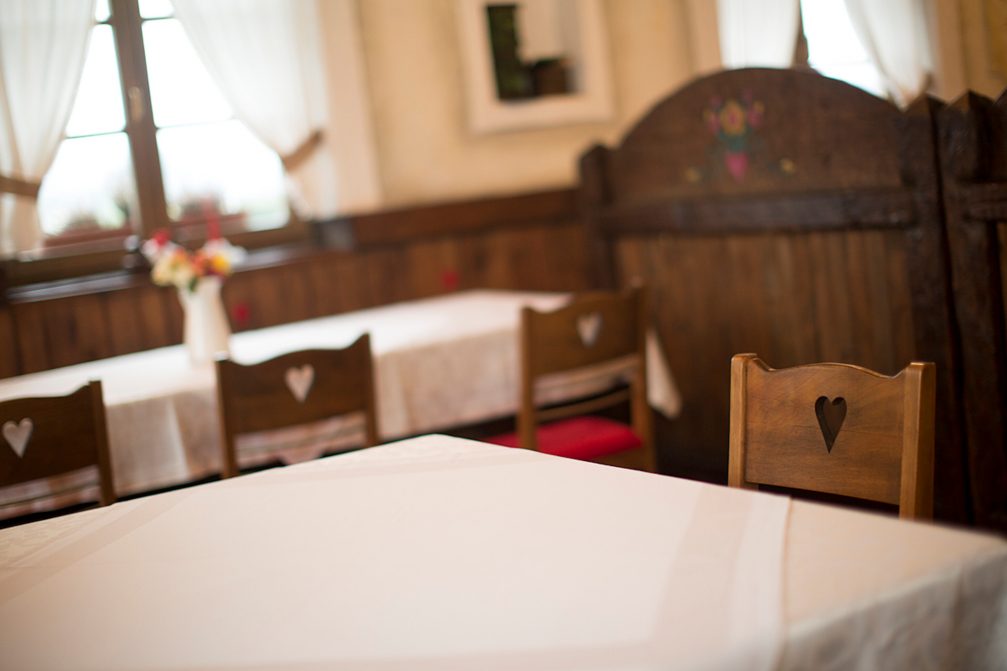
2,212,337,300
3,239,339,305
2,214,314,295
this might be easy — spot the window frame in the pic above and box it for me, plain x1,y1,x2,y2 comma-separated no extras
4,0,306,288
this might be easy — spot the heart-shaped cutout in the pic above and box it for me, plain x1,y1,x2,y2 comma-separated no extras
3,418,33,458
576,312,602,347
814,396,846,453
285,365,315,403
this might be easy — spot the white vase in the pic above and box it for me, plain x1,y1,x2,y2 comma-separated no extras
179,276,231,365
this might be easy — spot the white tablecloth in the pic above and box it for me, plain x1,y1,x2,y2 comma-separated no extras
0,291,681,514
2,435,1005,670
0,435,788,671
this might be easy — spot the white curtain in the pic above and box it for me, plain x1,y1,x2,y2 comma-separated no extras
0,0,93,256
843,0,932,107
716,0,800,68
171,0,337,220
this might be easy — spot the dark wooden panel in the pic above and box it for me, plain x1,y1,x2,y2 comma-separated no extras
362,248,412,308
42,294,114,369
405,239,462,298
0,308,19,378
350,189,576,246
2,185,591,378
937,91,1007,533
11,302,50,374
600,188,915,235
608,68,905,206
618,230,918,482
103,289,147,356
582,69,968,525
304,252,369,316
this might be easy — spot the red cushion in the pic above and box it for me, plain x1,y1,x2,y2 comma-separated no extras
486,416,642,461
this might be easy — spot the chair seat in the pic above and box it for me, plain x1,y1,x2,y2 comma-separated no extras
487,416,642,461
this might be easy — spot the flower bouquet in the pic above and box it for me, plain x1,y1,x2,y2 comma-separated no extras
141,228,246,293
142,229,246,365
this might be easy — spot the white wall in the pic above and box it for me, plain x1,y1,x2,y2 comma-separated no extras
323,0,701,212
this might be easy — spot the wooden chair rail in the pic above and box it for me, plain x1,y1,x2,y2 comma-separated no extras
599,188,917,236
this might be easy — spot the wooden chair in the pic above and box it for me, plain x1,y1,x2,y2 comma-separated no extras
215,335,379,478
488,287,655,472
0,381,115,515
728,354,936,519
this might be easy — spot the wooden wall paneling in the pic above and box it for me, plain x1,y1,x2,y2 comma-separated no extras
843,232,879,369
160,284,184,343
774,234,819,366
43,294,114,369
349,188,577,247
725,234,769,358
578,145,616,288
269,265,314,325
483,228,519,289
1,188,589,375
498,228,537,291
1001,223,1007,328
554,223,592,290
12,302,50,374
103,289,147,356
0,308,20,378
580,70,968,522
302,254,340,318
320,252,370,315
300,251,361,318
807,233,847,364
881,232,916,372
895,97,970,525
938,91,1007,532
363,248,412,308
860,231,897,375
405,239,461,298
221,270,261,332
520,227,557,290
455,235,492,291
135,284,178,349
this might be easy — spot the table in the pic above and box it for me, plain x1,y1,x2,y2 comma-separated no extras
0,291,680,516
1,435,1004,671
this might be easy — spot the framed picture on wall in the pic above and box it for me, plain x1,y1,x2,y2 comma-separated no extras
455,0,614,134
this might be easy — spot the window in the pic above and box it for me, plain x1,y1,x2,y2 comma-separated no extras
36,0,291,256
799,0,886,98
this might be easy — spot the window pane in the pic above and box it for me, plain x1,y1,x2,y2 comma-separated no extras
157,120,289,232
143,18,231,127
815,62,886,98
139,0,174,19
801,0,870,64
95,0,110,22
37,133,138,238
64,25,126,137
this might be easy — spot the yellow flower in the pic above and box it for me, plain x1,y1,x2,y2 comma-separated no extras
210,254,231,275
719,100,747,137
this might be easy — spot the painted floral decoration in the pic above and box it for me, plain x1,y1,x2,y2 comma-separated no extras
703,94,765,181
142,228,246,292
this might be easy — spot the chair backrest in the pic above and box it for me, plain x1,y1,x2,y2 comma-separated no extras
0,381,115,511
728,354,936,519
215,335,378,478
517,286,652,454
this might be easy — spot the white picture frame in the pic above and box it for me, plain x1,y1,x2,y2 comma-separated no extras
455,0,614,134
